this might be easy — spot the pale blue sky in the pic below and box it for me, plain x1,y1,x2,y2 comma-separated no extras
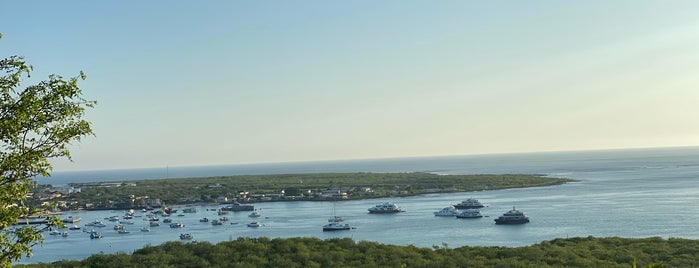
2,1,699,171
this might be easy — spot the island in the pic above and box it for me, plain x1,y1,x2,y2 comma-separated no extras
30,172,574,211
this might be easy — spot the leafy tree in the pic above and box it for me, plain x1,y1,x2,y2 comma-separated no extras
0,33,95,266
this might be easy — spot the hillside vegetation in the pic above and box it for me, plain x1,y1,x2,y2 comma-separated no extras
20,236,689,267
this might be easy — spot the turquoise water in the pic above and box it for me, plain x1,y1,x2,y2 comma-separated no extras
22,147,699,263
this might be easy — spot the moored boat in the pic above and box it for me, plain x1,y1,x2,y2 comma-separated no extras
169,222,185,228
494,206,529,224
368,202,402,213
453,198,484,209
85,221,106,228
179,233,193,240
247,221,261,228
249,210,261,218
220,202,254,212
456,209,483,219
433,206,459,216
322,222,354,231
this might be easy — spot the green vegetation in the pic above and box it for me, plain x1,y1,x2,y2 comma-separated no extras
1,33,95,266
57,173,573,209
18,236,687,267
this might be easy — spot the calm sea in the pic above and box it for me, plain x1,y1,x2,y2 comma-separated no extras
21,147,699,264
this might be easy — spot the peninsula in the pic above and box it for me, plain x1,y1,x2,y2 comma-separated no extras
33,173,574,211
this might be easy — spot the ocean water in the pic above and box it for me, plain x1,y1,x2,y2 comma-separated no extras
21,146,699,264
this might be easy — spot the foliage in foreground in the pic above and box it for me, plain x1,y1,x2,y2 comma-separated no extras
1,33,95,266
19,236,694,268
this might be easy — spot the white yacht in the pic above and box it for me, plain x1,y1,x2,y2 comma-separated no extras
433,206,459,216
494,206,530,224
368,202,402,213
456,209,483,219
249,210,261,218
453,198,484,209
322,221,353,231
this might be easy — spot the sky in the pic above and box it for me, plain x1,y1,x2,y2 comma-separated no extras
2,1,699,171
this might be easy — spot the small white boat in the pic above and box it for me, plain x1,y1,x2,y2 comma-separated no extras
117,229,129,234
247,221,261,228
179,233,193,240
49,230,61,236
61,231,69,237
322,222,354,231
141,227,150,232
69,225,81,230
434,206,459,216
249,210,261,218
199,217,209,223
169,222,185,228
85,221,106,228
90,232,102,239
211,220,223,226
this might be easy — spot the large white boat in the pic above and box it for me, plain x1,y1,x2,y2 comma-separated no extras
453,198,484,209
433,206,459,216
456,209,483,219
322,221,353,231
494,207,530,224
368,202,402,213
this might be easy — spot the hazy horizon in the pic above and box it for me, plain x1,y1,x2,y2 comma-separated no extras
52,144,699,173
3,1,699,172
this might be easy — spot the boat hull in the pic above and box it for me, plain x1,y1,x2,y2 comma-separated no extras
456,215,483,219
454,204,484,209
368,210,401,214
494,218,529,224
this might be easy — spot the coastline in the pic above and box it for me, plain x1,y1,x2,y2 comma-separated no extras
53,173,575,212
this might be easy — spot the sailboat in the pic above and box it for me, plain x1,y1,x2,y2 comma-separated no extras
322,191,354,231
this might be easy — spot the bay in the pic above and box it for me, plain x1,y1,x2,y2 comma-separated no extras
21,146,699,264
